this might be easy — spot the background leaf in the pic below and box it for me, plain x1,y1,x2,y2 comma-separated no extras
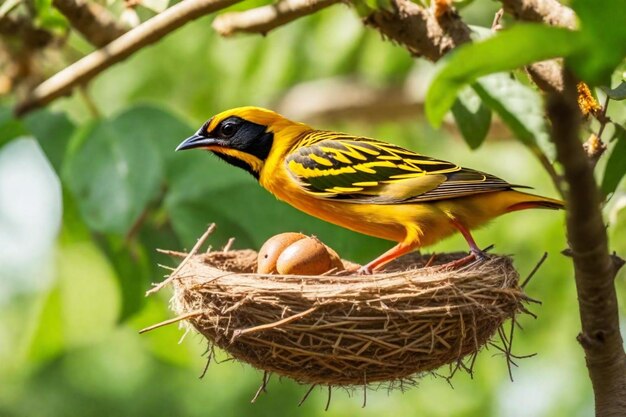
24,110,75,173
63,110,164,235
472,73,554,158
99,236,151,322
602,82,626,101
426,25,581,126
451,87,492,149
602,124,626,197
570,0,626,85
0,107,28,147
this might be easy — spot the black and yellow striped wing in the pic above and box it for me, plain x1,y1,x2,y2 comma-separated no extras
285,132,513,204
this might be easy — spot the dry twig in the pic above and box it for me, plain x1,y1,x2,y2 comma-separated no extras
146,223,216,295
213,0,342,36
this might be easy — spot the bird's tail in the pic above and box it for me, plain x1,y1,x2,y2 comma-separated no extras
505,191,565,213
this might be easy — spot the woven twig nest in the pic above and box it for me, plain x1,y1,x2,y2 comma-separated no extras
146,230,531,388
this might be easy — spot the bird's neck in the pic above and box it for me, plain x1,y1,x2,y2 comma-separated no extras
259,124,312,183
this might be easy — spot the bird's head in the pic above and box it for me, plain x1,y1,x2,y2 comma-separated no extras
176,106,309,179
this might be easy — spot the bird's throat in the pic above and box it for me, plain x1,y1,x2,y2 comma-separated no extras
211,148,263,180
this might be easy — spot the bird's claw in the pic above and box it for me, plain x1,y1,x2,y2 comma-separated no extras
356,266,374,275
471,248,489,262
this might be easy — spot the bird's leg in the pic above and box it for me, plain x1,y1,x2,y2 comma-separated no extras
358,242,416,275
434,219,490,270
450,219,488,260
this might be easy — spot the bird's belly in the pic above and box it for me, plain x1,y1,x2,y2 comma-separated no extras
263,180,403,241
264,181,453,244
261,174,507,247
291,196,408,241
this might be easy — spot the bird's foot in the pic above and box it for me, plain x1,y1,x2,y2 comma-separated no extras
471,247,489,262
356,265,374,275
438,245,493,270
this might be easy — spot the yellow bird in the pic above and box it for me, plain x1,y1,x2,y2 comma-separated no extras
176,106,563,273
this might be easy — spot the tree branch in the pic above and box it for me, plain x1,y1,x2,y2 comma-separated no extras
547,70,626,416
500,0,576,29
14,0,242,116
213,0,342,36
212,0,471,62
525,58,565,94
364,0,471,61
52,0,128,47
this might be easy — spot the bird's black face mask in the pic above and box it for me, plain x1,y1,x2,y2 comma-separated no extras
176,116,274,179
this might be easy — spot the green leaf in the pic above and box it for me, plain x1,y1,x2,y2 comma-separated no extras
26,286,65,363
0,107,28,147
602,82,626,101
450,87,492,149
426,24,582,126
63,110,164,235
570,0,626,85
28,196,121,361
98,236,151,322
23,109,75,173
33,0,68,32
602,125,626,197
111,105,191,164
472,73,554,159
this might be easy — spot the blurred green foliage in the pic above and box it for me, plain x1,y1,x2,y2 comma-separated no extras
0,1,625,417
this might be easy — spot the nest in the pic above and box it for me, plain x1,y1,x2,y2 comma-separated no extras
144,228,533,389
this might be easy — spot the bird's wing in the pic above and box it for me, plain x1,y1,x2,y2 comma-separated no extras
285,133,513,204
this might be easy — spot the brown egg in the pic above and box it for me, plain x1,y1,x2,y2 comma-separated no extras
323,244,345,272
276,237,334,275
257,232,307,274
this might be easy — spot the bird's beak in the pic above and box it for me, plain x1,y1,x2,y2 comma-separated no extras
175,134,217,151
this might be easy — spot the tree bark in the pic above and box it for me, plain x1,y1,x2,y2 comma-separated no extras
52,0,127,47
546,71,626,417
364,0,471,61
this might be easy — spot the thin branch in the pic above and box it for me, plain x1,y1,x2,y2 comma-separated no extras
521,252,548,288
230,306,318,342
491,8,504,31
214,0,471,62
546,70,626,416
138,310,203,334
529,145,564,196
146,223,216,295
213,0,341,36
364,0,471,61
250,371,271,403
52,0,128,47
14,0,242,116
298,384,316,406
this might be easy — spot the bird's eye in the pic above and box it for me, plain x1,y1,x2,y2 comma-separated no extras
219,121,239,138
